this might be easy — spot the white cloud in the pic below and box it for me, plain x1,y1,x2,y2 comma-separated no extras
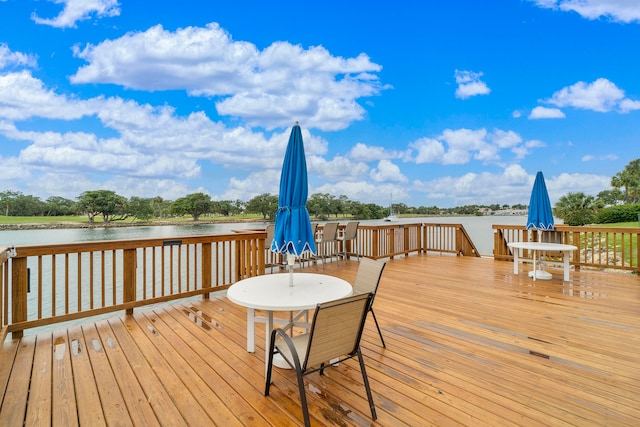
307,155,369,181
582,153,618,161
409,128,538,165
70,23,386,130
0,70,321,199
369,160,408,183
491,130,523,148
31,0,120,28
0,44,38,69
413,166,610,206
531,0,640,23
529,106,566,119
348,142,401,162
225,170,281,201
454,70,491,99
410,138,445,164
0,71,99,120
619,98,640,113
440,128,495,164
544,78,640,113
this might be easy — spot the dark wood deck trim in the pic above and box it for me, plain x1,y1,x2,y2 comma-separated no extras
1,255,639,426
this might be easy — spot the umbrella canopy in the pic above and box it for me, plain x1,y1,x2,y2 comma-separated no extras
270,123,316,257
526,171,554,231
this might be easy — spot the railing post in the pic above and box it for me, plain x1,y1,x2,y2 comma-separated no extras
572,231,581,271
202,243,212,299
123,248,136,315
404,226,410,256
258,234,266,275
372,229,380,258
11,256,28,339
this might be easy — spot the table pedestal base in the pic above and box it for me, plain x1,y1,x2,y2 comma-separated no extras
528,269,552,280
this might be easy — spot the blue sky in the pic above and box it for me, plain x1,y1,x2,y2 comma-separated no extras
0,0,638,208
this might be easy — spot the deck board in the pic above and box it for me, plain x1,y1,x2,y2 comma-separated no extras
1,254,639,426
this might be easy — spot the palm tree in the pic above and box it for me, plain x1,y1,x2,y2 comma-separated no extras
554,192,601,226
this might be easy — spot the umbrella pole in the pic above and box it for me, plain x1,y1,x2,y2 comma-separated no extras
287,253,295,287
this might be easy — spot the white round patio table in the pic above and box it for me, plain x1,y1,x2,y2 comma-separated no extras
227,273,352,373
508,241,577,281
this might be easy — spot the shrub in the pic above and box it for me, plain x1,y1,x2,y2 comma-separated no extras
595,204,640,224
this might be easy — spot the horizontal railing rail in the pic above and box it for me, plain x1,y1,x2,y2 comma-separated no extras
2,222,479,340
493,224,640,273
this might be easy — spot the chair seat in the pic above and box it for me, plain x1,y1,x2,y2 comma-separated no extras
275,333,309,364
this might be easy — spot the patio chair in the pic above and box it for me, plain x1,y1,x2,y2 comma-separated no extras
353,258,387,347
314,222,340,269
264,293,377,427
300,222,319,268
337,221,360,262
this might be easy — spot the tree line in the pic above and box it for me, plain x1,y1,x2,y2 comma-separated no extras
0,189,517,222
1,159,638,224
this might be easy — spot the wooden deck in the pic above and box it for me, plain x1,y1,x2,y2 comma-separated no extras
1,255,639,426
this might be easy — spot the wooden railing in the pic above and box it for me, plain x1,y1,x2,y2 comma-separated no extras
493,224,640,273
2,233,266,339
422,223,479,256
347,223,479,259
1,222,479,339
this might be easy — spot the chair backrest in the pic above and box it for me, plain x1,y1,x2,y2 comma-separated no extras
320,222,339,242
265,224,275,246
353,258,386,295
540,230,562,244
303,293,372,370
343,221,359,240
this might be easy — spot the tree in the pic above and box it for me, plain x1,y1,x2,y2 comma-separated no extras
170,193,213,221
77,190,128,223
596,189,624,207
611,158,640,204
45,196,77,216
150,196,171,218
0,190,19,216
9,193,47,216
128,197,155,221
245,193,278,219
554,192,601,226
307,193,337,219
213,200,235,216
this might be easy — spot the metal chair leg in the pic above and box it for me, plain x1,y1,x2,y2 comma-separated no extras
357,347,377,421
370,308,386,348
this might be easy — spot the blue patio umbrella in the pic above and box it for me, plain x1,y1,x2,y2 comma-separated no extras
526,171,554,231
271,123,316,285
526,171,554,280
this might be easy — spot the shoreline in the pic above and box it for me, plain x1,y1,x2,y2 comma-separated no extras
0,218,267,231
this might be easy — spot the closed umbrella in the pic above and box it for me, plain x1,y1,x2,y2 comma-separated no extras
526,171,554,279
271,122,316,286
527,171,554,231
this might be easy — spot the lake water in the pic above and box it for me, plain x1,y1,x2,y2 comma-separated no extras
0,215,533,256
